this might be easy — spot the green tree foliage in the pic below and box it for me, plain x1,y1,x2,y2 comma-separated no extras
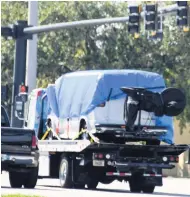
1,1,190,133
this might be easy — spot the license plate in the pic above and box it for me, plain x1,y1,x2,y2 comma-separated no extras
93,160,105,167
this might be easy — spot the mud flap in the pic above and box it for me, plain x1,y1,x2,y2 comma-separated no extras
143,176,162,186
38,152,50,176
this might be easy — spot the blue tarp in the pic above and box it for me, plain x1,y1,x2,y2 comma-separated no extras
46,70,174,144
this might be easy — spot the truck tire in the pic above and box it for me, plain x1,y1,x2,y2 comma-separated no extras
23,167,38,188
99,177,114,184
59,155,73,188
142,185,155,193
87,180,98,189
9,171,24,188
129,179,141,193
73,183,85,189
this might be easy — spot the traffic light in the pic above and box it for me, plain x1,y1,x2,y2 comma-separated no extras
15,84,28,120
148,15,164,41
19,84,28,102
128,5,141,36
177,1,189,31
144,4,158,31
19,84,28,93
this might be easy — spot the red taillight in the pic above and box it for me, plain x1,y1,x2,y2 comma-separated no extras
32,135,37,149
98,154,104,159
170,156,174,162
106,172,113,176
168,156,179,162
94,153,104,159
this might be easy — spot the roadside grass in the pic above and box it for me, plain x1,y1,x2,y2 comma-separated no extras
2,195,42,197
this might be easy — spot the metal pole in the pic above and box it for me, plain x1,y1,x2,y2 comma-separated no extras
11,21,28,127
24,17,129,34
26,1,38,94
23,4,178,35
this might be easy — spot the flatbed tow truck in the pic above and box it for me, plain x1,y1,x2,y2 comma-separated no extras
9,71,190,193
36,137,189,193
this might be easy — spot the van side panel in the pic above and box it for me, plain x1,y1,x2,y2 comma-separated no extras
94,97,156,126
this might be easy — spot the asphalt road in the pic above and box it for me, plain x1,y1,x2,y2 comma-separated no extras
1,172,190,197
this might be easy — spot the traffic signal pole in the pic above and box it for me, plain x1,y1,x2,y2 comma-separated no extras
2,20,32,127
26,1,38,94
23,4,178,35
11,21,30,127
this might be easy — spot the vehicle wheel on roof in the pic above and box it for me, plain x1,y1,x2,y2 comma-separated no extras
47,119,53,140
23,166,39,188
142,185,155,193
9,171,24,188
59,155,73,188
80,121,89,140
87,180,98,189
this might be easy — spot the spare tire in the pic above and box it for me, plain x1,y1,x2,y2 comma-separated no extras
161,88,186,116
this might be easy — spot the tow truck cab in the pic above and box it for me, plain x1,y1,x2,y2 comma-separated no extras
25,88,49,138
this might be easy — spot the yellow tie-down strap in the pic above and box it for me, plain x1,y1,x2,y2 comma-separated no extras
41,128,52,140
72,129,100,144
41,126,61,140
41,127,99,144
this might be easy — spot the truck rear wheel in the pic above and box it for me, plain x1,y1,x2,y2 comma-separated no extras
23,167,38,188
142,185,155,193
9,171,24,188
87,180,98,189
73,183,85,189
59,155,73,188
129,179,141,193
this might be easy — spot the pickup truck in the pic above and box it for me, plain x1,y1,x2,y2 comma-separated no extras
1,105,39,188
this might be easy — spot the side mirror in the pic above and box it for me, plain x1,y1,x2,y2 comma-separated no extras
15,93,28,120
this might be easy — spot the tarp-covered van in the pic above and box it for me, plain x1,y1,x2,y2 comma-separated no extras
45,70,173,144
